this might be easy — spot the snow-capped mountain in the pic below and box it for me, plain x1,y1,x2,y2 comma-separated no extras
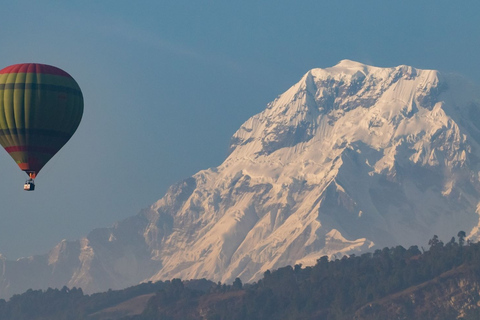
2,60,480,299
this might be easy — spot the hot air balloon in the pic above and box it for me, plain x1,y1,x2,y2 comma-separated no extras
0,63,83,190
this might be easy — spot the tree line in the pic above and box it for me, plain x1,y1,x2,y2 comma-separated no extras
1,231,479,319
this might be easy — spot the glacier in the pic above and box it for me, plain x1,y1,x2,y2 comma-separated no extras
1,59,480,299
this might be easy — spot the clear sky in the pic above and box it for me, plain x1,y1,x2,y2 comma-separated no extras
0,1,479,259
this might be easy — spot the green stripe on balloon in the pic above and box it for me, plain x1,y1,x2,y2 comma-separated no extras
0,83,82,96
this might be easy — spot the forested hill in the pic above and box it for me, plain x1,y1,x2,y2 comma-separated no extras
2,233,480,320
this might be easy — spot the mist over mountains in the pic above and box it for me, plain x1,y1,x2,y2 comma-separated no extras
1,60,480,299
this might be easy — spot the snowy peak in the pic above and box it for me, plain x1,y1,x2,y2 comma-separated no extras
140,61,480,285
331,58,367,69
228,61,446,165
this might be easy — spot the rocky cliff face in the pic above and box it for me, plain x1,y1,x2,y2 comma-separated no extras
2,60,480,299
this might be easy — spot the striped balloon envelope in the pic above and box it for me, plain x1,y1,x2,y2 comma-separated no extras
0,63,83,183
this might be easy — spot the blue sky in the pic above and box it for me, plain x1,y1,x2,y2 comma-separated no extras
0,1,479,259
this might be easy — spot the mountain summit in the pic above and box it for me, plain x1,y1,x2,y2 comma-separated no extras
2,60,480,298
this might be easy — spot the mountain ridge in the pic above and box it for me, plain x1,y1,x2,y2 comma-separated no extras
1,60,480,299
3,235,480,320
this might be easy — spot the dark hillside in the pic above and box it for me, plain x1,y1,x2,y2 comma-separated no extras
2,233,480,319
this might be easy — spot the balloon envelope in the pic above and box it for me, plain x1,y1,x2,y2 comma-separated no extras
0,63,83,178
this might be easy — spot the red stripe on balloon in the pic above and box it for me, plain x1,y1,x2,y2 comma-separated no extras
5,146,57,155
0,63,72,78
